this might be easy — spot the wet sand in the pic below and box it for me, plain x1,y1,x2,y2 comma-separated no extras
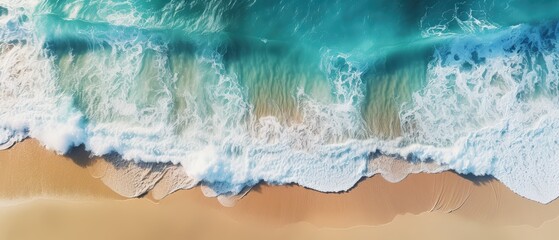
0,139,559,239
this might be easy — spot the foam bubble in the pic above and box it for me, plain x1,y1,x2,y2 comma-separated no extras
401,21,559,203
2,1,559,205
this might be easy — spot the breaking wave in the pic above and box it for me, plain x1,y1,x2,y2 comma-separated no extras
1,0,559,204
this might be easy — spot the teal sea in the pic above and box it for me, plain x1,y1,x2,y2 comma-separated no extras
1,0,559,203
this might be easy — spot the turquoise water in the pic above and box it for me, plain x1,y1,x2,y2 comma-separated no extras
1,0,559,203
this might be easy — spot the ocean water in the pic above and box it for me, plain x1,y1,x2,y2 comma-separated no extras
1,0,559,203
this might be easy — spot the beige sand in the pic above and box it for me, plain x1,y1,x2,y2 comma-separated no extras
0,139,559,239
0,140,121,200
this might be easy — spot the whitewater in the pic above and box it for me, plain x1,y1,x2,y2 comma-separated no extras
1,0,559,204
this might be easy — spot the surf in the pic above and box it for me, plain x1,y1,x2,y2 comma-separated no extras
1,0,559,204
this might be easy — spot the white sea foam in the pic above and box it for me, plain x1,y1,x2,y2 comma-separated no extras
1,1,559,204
421,3,499,38
0,7,86,155
401,21,559,203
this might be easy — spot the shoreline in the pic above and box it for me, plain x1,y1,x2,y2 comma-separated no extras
1,139,559,239
1,139,559,225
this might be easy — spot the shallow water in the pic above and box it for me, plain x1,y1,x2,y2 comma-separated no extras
1,0,559,203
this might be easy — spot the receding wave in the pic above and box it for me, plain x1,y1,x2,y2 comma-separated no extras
1,0,559,204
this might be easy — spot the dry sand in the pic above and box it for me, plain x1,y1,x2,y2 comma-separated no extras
0,139,558,239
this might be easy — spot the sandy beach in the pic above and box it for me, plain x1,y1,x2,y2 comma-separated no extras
2,1,559,239
0,139,557,239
